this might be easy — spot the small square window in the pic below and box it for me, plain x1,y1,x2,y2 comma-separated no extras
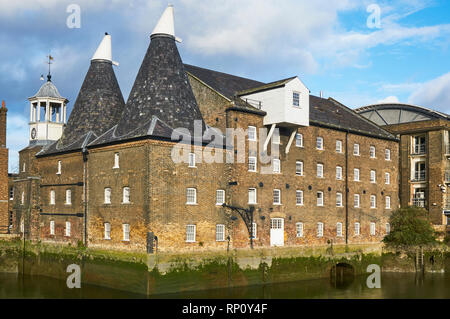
317,222,324,237
354,194,360,208
370,146,376,158
296,161,304,176
216,190,225,205
385,149,391,161
316,137,324,150
385,173,390,185
317,163,324,178
370,195,377,209
336,193,343,207
216,224,225,242
336,166,343,180
296,190,304,206
354,144,360,156
296,222,303,238
296,133,303,147
273,189,281,205
186,224,196,242
186,188,197,205
293,92,300,107
370,170,376,183
336,140,343,153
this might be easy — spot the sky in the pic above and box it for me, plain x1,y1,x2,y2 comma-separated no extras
0,0,449,172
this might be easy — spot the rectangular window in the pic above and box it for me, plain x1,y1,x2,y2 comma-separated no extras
50,220,55,236
9,187,13,200
355,222,360,236
354,194,360,208
354,168,360,181
248,126,257,141
386,223,391,234
370,146,376,158
296,133,303,147
248,157,257,172
296,222,304,238
317,223,324,237
50,190,55,205
248,188,257,204
385,149,391,161
273,189,281,205
317,163,324,178
216,224,225,242
273,158,281,173
317,192,324,207
186,224,196,242
104,188,111,204
113,153,119,169
21,192,24,205
336,166,343,180
370,195,377,209
123,187,130,204
186,188,197,205
216,190,225,205
189,153,196,168
65,189,72,205
57,161,61,175
336,192,343,207
354,144,360,156
296,190,304,206
65,221,71,237
123,224,130,241
293,92,300,107
316,137,324,150
336,140,343,153
251,222,257,239
337,222,343,237
385,172,390,185
370,170,376,183
105,223,111,240
386,196,391,209
296,161,304,176
370,222,376,236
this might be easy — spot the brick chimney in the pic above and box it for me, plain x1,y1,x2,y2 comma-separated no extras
0,100,7,148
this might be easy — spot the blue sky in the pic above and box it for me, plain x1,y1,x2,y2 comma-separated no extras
1,0,449,172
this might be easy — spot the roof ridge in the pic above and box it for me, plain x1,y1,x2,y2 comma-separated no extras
184,63,264,84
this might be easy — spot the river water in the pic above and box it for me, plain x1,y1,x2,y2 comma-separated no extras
1,272,449,299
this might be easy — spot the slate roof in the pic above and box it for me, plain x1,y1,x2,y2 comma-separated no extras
38,60,125,156
30,78,67,101
237,77,297,96
114,36,206,139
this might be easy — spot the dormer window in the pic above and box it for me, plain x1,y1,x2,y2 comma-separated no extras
113,153,119,169
57,161,61,175
293,92,300,107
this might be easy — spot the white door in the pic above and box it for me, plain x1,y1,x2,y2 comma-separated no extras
270,218,284,247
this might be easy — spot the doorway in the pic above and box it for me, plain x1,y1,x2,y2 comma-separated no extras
270,218,284,247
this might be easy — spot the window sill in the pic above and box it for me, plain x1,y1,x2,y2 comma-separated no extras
186,203,198,206
216,203,225,206
188,166,197,169
296,204,304,207
186,241,196,243
112,167,119,170
248,203,257,205
122,202,131,205
104,238,111,241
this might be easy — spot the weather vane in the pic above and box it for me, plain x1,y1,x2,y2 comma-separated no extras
45,54,54,81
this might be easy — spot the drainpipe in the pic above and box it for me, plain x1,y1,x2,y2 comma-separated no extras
345,130,349,245
83,151,88,246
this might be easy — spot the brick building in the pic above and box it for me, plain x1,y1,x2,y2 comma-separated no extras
357,103,450,230
11,5,399,252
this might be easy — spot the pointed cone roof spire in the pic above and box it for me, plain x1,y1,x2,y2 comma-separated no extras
1,100,5,109
151,4,176,39
92,33,117,64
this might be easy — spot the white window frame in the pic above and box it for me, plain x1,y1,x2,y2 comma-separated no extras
50,190,55,205
273,189,281,205
273,158,281,174
216,190,225,206
370,146,376,158
317,163,324,178
248,188,257,205
337,222,343,237
248,156,257,172
251,222,257,239
186,188,197,205
385,149,391,161
370,222,376,236
65,189,72,205
296,222,304,238
370,195,377,209
296,161,304,176
296,190,304,206
336,140,343,153
21,192,24,205
188,153,196,168
57,160,61,175
336,166,343,180
104,188,111,204
354,168,360,181
336,192,343,207
9,187,14,200
123,187,130,204
65,221,71,237
316,137,324,150
317,191,324,207
386,196,391,209
317,222,324,237
123,224,130,241
50,220,55,236
248,126,257,141
293,91,300,107
22,162,26,173
353,144,360,156
354,194,360,208
216,224,225,242
355,222,360,236
385,172,390,185
370,170,376,183
113,152,120,169
296,133,303,147
104,222,111,240
186,224,196,242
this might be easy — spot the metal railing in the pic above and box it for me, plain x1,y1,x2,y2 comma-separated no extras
412,144,426,155
412,198,426,208
243,98,263,110
413,171,426,182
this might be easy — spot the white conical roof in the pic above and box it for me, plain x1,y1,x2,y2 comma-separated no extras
92,33,113,62
151,5,176,38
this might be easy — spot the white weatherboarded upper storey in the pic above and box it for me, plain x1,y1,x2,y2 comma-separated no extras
240,77,310,127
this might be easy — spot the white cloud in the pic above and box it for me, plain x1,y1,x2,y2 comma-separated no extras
6,113,29,172
377,96,399,104
408,72,450,113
